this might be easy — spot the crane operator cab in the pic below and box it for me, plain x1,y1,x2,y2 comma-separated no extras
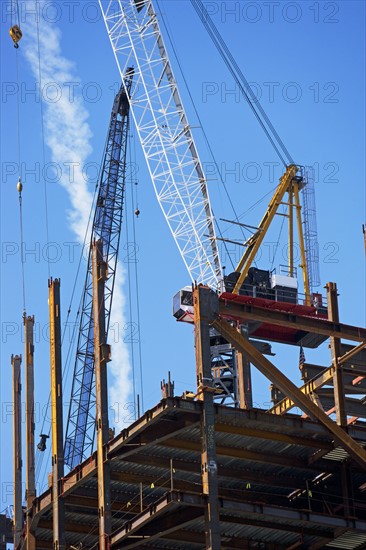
173,286,194,323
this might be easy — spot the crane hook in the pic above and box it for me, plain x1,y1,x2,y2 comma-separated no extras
10,25,22,48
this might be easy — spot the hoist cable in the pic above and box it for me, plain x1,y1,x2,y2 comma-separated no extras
191,0,293,167
155,0,242,269
129,131,144,412
18,193,26,313
35,7,51,278
15,53,21,176
191,0,292,165
15,0,20,26
124,161,137,418
14,41,26,311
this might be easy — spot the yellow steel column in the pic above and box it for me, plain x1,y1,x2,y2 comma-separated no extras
288,185,294,277
293,183,310,304
326,282,347,427
236,326,252,409
92,240,112,550
194,286,221,550
12,354,22,548
24,314,36,550
49,279,65,550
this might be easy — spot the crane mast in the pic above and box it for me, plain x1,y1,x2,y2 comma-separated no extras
99,0,222,289
64,72,133,468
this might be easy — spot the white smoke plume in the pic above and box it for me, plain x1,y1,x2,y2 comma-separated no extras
22,0,132,427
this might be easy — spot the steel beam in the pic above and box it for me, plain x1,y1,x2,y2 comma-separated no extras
92,240,112,550
161,437,330,471
338,341,366,367
327,283,347,426
218,298,366,342
269,365,335,415
293,182,310,303
272,342,366,414
194,286,221,550
212,317,366,470
24,314,36,550
124,453,312,489
48,278,66,549
12,354,23,548
237,326,253,409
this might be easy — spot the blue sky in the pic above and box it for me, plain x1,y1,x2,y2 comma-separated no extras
0,0,365,514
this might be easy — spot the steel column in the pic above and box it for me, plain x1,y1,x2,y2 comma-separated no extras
237,326,252,409
288,186,294,277
24,314,36,550
92,240,112,550
48,279,65,549
212,317,366,470
194,286,221,550
293,183,310,303
327,283,347,426
12,354,22,548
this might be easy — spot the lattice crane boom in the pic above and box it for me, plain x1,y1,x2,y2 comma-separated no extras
64,72,134,468
99,0,222,289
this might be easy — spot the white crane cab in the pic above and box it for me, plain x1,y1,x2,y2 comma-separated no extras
173,286,194,323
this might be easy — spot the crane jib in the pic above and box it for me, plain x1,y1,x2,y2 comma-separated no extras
64,72,134,468
99,0,223,289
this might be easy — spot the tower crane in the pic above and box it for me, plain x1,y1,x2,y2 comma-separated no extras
64,71,134,468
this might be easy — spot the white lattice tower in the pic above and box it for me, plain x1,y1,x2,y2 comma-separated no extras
99,0,222,288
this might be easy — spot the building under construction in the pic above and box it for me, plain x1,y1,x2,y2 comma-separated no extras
2,1,366,549
4,282,366,549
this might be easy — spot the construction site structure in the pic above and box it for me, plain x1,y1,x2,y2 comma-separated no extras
4,0,365,549
15,283,366,548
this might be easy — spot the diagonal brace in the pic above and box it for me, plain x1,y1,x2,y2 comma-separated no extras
212,317,366,470
270,342,366,415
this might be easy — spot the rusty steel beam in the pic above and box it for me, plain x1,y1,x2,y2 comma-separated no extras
236,326,253,409
273,341,366,415
92,240,112,550
218,298,366,342
213,317,366,470
113,508,203,549
161,437,327,471
12,355,23,548
215,422,333,450
123,453,312,489
24,314,36,550
269,366,335,415
338,341,366,366
327,282,347,427
48,278,65,550
110,470,292,508
194,286,221,550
